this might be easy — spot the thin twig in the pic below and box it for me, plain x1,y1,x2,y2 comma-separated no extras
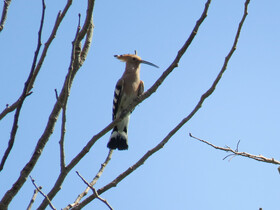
189,133,280,165
223,140,240,161
76,171,113,210
89,150,113,188
26,188,40,210
0,0,46,172
29,176,56,210
54,89,59,100
59,98,67,170
59,13,81,172
0,0,12,32
65,150,113,209
76,0,95,43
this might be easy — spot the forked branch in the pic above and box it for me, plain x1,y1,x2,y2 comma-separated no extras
64,150,113,210
29,176,56,210
76,171,113,210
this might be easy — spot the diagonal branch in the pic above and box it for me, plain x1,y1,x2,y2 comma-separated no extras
0,0,46,172
0,0,12,32
72,0,251,208
55,89,67,170
26,0,73,94
64,150,113,210
59,92,67,170
189,133,280,165
26,188,40,210
29,176,56,210
76,171,113,210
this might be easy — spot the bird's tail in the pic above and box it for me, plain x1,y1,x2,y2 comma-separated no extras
107,128,128,150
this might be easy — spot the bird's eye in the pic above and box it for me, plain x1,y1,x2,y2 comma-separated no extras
132,57,136,61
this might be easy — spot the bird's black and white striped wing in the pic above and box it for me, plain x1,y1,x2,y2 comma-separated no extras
112,79,124,120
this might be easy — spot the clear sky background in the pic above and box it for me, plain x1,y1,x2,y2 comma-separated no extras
1,0,280,209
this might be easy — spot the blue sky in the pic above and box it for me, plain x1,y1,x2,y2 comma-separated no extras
1,0,280,209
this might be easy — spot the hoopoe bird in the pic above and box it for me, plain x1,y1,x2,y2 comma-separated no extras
107,52,159,150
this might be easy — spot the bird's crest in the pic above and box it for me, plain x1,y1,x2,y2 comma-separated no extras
114,53,159,68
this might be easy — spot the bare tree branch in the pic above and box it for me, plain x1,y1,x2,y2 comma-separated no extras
0,101,20,121
29,176,56,210
26,0,73,93
59,13,81,172
0,0,73,120
59,99,67,170
0,1,83,208
80,18,93,66
71,0,251,208
76,0,94,43
76,171,113,210
26,188,40,210
65,150,113,210
189,133,280,165
0,0,46,172
0,0,12,32
37,1,95,208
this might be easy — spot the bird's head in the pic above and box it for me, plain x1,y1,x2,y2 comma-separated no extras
114,53,159,69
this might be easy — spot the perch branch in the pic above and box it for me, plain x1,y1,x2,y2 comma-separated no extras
67,0,212,191
72,0,251,208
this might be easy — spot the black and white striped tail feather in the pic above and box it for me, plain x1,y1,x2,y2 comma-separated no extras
107,114,130,150
107,117,129,150
107,129,128,150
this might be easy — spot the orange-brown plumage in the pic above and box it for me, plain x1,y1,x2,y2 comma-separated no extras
107,53,158,150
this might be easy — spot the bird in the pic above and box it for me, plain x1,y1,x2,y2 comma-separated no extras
107,52,159,150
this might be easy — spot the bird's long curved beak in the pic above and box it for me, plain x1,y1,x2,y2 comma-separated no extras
141,60,159,68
